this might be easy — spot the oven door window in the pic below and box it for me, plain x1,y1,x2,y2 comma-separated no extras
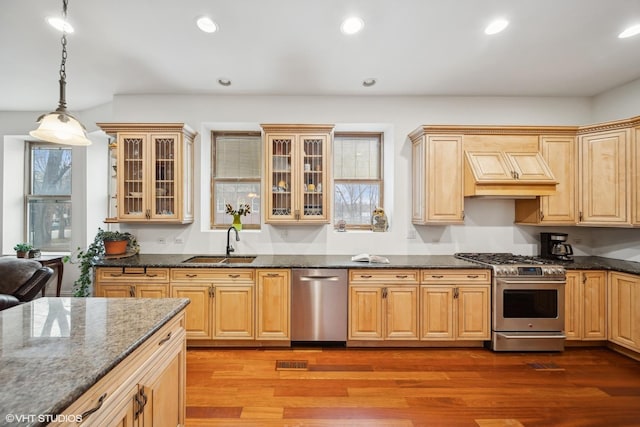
503,289,558,318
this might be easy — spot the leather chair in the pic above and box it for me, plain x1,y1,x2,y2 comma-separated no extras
0,258,54,311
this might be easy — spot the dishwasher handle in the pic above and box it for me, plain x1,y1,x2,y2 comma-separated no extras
299,275,342,281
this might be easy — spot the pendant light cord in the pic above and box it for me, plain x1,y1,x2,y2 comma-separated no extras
57,0,69,111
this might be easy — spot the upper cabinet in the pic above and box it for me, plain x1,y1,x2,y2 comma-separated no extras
515,135,577,225
634,125,640,226
409,130,464,224
578,126,631,226
262,124,334,225
98,123,196,224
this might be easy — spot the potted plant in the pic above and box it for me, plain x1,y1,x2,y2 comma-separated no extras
14,243,33,258
64,228,139,297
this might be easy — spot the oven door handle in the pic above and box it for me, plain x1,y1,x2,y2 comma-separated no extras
496,279,565,286
499,333,566,339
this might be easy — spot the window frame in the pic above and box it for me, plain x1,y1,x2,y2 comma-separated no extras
333,132,384,230
24,141,73,252
210,131,262,230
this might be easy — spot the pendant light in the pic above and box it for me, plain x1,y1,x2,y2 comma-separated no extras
30,0,91,146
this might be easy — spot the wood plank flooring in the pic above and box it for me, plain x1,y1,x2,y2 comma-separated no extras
186,346,640,426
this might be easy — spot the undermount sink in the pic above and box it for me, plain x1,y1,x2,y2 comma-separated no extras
182,256,256,264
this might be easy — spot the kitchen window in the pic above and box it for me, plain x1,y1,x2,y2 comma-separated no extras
25,142,72,251
211,132,261,229
333,133,383,229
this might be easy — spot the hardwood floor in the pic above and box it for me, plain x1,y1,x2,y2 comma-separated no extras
186,346,640,426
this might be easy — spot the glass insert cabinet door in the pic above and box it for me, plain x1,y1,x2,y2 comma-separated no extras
265,127,331,224
118,133,179,221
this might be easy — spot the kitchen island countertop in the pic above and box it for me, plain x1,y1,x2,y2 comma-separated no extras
0,297,189,426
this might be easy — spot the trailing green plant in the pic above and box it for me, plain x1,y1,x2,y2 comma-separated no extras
13,243,33,252
63,228,139,297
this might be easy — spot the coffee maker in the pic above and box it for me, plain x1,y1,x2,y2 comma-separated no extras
540,232,573,261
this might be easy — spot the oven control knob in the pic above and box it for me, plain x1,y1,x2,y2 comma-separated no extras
510,267,518,275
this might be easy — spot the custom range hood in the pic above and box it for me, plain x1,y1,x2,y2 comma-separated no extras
463,150,557,198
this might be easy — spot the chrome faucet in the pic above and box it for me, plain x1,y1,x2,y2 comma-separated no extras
226,226,239,256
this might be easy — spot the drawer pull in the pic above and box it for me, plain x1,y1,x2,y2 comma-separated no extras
395,275,408,279
267,273,279,277
158,332,172,346
228,274,240,278
129,286,135,297
467,275,479,278
146,273,158,277
360,275,372,279
109,273,123,277
186,274,198,278
431,275,444,279
81,392,107,419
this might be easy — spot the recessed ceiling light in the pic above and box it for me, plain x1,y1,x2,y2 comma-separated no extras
485,18,509,35
341,17,364,35
47,16,74,33
618,24,640,38
196,16,218,33
217,78,231,87
362,78,376,87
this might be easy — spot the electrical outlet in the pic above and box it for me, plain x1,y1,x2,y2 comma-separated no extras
573,238,582,244
407,230,417,240
158,238,167,245
174,238,184,244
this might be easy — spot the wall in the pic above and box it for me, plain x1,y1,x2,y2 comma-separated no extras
104,94,599,258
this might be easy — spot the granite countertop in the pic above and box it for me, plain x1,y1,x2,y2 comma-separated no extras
0,297,189,427
93,254,491,270
93,253,640,275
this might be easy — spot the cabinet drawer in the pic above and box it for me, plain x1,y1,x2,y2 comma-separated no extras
171,268,255,283
421,269,491,284
349,269,419,284
96,267,170,282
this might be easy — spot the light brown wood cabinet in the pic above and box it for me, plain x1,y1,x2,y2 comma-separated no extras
262,124,334,224
409,130,464,224
515,135,577,225
94,267,170,298
420,270,491,341
348,270,420,341
60,312,186,426
578,128,631,226
170,268,255,341
464,151,557,197
564,270,607,341
97,123,195,224
635,126,640,225
256,269,291,341
609,271,640,352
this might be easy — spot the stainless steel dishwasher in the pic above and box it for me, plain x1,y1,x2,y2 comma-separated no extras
291,268,348,343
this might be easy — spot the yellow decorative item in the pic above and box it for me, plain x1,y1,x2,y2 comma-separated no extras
225,203,251,231
307,183,315,192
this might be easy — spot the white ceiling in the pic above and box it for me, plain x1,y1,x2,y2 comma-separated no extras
2,0,640,112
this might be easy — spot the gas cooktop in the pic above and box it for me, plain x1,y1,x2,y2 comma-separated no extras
454,253,557,265
455,253,566,279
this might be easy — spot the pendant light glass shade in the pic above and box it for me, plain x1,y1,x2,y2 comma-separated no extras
30,108,91,146
30,0,91,146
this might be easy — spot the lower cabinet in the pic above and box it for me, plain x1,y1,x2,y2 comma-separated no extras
609,271,640,352
348,270,420,341
60,312,186,426
170,268,255,341
256,269,291,341
420,270,491,341
168,268,290,345
94,267,170,298
565,270,607,341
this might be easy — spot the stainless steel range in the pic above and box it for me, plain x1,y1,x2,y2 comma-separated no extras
455,253,566,352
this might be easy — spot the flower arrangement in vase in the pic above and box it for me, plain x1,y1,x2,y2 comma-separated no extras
225,203,251,230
